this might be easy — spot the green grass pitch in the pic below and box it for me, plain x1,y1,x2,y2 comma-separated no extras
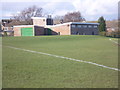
2,35,118,88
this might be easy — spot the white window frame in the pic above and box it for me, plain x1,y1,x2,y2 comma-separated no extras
94,25,98,28
88,25,92,28
78,25,82,28
83,25,87,28
71,25,76,28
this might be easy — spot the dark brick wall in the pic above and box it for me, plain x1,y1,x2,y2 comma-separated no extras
71,24,99,35
34,26,44,36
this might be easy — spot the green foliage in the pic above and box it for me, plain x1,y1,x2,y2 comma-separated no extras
47,28,52,35
99,31,106,36
98,16,106,32
4,31,7,36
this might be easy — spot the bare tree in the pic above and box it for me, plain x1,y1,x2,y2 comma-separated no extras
53,15,64,24
11,5,44,25
63,11,85,23
53,11,85,24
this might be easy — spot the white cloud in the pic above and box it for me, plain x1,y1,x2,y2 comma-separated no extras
72,0,119,20
2,12,14,18
1,0,70,2
1,0,119,20
42,0,119,20
53,10,71,16
42,2,75,16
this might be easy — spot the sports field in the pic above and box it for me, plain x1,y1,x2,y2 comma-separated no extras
2,35,118,88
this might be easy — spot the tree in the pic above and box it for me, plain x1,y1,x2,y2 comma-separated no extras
63,11,85,23
53,11,85,24
53,15,64,24
11,5,44,25
98,16,106,32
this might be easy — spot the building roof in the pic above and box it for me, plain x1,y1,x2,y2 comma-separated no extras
13,25,44,28
13,21,99,28
46,22,99,28
71,22,99,25
13,25,34,27
46,22,72,27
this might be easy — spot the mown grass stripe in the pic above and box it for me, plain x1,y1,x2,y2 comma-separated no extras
109,39,119,45
6,45,120,72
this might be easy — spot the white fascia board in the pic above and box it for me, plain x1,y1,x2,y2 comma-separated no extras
13,25,34,27
46,22,99,28
46,22,72,28
71,22,99,25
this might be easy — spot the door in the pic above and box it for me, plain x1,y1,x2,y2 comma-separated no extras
58,32,60,35
21,28,33,36
47,28,52,35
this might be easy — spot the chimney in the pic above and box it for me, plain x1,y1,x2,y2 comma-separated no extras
46,15,53,25
31,17,47,26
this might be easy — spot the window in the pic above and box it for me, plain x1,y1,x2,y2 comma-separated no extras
94,25,98,28
83,25,87,28
88,25,92,28
78,25,82,28
71,25,76,28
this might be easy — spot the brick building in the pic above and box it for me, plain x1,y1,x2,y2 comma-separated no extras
47,22,99,35
14,25,44,36
13,17,99,36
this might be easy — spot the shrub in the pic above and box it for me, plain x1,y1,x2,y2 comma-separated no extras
99,31,106,36
4,31,7,36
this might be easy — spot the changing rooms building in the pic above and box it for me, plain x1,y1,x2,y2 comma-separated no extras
13,17,99,36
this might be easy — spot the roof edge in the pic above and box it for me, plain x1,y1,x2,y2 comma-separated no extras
13,25,34,27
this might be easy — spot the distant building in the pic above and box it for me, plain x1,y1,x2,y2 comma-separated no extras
2,19,13,26
107,27,116,32
13,17,99,36
106,20,118,32
1,19,14,36
14,25,44,36
47,22,99,35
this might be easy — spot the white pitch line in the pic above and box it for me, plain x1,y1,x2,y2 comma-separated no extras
6,46,120,71
109,39,118,44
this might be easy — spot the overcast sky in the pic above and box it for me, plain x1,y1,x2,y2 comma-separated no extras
1,0,119,21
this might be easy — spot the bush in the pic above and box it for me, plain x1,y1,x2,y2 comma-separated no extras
99,31,106,36
4,31,7,36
